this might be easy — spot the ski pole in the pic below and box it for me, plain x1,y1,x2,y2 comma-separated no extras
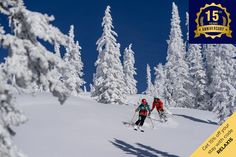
130,111,137,123
148,116,154,129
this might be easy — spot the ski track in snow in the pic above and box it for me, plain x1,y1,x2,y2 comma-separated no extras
14,93,218,157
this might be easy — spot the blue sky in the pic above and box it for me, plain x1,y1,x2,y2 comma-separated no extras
0,0,188,93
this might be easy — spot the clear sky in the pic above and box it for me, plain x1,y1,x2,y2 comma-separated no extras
0,0,188,93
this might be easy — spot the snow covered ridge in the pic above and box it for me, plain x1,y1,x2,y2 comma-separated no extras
14,93,218,157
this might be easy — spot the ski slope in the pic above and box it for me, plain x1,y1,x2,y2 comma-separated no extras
14,93,218,157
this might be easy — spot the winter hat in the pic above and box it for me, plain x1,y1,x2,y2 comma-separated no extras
141,99,147,104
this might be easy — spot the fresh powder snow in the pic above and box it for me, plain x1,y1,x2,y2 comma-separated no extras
14,93,218,157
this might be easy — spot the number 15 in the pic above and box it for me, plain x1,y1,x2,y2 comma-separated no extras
205,10,219,21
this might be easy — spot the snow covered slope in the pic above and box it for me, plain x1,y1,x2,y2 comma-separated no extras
14,93,218,157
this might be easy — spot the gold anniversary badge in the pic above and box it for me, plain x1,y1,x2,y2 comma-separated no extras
194,3,232,39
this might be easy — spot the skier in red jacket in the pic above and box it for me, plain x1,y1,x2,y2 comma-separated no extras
150,97,167,122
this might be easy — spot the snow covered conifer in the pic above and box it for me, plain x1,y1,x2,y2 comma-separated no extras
187,44,208,109
143,64,154,95
63,25,85,96
83,86,87,92
89,83,95,93
2,2,70,102
93,6,126,104
154,64,166,99
185,12,189,52
202,44,218,80
207,44,236,123
44,42,65,93
0,0,75,156
0,85,27,157
123,44,137,95
202,44,220,110
165,2,192,107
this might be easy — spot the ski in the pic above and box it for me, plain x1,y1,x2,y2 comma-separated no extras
134,127,144,132
122,121,135,127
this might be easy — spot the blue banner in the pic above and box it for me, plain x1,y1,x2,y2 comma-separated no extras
189,0,236,43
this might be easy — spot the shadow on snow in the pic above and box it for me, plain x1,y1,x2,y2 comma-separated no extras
173,114,218,125
110,138,180,157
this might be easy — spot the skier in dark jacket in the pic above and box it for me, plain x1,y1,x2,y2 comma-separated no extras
134,98,151,131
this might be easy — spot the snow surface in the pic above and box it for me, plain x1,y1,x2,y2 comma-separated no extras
14,93,218,157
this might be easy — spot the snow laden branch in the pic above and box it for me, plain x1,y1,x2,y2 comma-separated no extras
0,85,27,157
0,0,83,156
0,1,74,103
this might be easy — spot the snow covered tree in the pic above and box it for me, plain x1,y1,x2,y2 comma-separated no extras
83,86,87,92
43,42,64,93
52,42,62,81
202,44,218,81
202,44,220,110
143,64,154,95
63,25,85,96
123,44,137,95
165,2,192,107
211,58,232,124
92,6,126,104
89,83,95,93
0,84,28,157
0,0,73,156
45,42,62,89
154,64,166,99
185,12,189,52
187,44,208,109
205,44,236,123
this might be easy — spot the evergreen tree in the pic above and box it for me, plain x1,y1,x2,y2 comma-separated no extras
45,42,64,93
0,0,72,156
185,12,189,52
143,64,154,95
202,44,218,81
89,83,95,94
92,6,126,104
187,44,208,109
63,25,85,96
208,45,236,123
165,2,192,107
123,44,137,95
154,63,165,99
202,44,220,110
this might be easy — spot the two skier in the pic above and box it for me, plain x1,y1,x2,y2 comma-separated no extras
134,97,166,131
